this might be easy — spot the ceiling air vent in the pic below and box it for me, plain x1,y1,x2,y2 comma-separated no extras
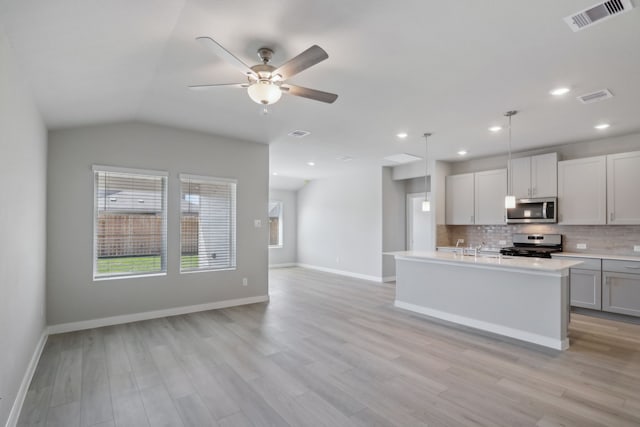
564,0,635,32
383,153,422,164
288,130,311,138
577,89,614,104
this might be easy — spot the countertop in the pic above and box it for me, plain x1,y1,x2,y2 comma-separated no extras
387,250,584,273
553,252,640,262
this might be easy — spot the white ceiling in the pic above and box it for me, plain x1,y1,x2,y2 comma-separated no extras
2,0,639,188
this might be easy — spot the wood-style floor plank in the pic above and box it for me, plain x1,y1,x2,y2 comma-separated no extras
17,267,640,426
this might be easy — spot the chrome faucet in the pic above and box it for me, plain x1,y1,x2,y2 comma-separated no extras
476,241,486,251
455,239,464,247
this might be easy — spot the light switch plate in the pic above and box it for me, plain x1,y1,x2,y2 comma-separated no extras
576,243,587,250
634,245,640,252
254,219,262,228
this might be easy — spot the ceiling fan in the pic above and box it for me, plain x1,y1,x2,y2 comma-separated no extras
189,37,338,106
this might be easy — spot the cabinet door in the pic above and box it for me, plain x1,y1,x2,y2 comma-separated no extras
570,268,602,309
607,151,640,224
531,153,557,197
445,173,474,225
603,271,640,316
510,157,531,199
558,156,606,224
474,169,506,225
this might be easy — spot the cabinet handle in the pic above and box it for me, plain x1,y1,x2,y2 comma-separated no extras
610,212,614,222
532,187,536,196
470,215,474,223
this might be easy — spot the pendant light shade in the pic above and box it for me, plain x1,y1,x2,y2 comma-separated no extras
422,133,432,212
504,111,517,209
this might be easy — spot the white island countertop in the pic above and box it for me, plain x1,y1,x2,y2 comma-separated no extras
553,252,640,262
386,250,584,275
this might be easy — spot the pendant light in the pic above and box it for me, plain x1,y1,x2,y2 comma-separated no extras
504,111,517,209
422,133,432,212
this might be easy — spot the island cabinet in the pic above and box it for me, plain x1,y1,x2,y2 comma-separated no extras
607,151,640,224
510,152,558,199
557,156,606,224
603,259,640,316
446,169,506,225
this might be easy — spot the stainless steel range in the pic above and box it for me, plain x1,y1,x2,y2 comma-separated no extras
500,233,563,258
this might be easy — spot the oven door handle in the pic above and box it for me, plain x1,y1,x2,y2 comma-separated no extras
542,202,547,219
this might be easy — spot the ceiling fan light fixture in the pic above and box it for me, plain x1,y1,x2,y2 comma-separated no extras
247,80,282,105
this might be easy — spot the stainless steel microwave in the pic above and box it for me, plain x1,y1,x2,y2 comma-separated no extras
506,197,557,224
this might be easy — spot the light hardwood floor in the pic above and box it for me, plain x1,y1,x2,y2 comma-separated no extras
18,267,640,426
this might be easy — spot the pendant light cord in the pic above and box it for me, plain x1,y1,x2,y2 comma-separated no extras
423,133,432,202
505,110,517,196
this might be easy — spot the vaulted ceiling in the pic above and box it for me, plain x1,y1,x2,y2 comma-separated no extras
2,0,639,188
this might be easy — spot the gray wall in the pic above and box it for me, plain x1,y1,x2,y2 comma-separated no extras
382,167,405,279
297,167,383,280
268,189,297,266
0,33,48,426
47,122,269,325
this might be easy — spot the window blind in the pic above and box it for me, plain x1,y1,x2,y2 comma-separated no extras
93,167,168,279
180,174,237,272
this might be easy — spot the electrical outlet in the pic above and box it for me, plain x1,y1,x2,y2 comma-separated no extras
634,245,640,252
576,243,587,250
499,240,507,246
242,278,248,286
254,219,262,228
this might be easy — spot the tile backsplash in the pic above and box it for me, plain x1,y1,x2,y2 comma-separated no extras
438,224,640,256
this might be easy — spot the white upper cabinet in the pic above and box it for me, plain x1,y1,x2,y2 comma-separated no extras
558,156,606,224
446,173,474,225
607,151,640,224
474,169,507,225
511,157,531,199
510,153,557,198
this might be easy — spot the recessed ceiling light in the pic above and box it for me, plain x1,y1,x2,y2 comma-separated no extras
396,132,408,139
288,130,311,138
307,161,315,166
550,87,571,96
457,150,468,156
594,123,610,130
272,172,278,176
489,126,502,132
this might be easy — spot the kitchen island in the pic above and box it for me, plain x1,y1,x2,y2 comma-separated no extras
388,251,583,350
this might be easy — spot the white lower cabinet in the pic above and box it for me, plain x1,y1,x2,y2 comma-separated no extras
603,260,640,317
558,256,602,309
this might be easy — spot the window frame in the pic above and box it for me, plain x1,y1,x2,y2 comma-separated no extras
268,200,284,249
179,173,237,274
92,165,168,281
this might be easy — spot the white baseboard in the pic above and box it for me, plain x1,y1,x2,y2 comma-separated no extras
48,295,270,334
6,331,48,427
394,300,568,351
382,275,396,283
296,263,383,283
268,263,297,268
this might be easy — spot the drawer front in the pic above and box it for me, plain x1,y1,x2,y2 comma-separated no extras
562,257,601,271
603,272,640,316
602,259,640,274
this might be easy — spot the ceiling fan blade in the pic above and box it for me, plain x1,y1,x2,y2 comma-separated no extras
195,37,257,78
281,84,338,104
273,45,328,80
188,83,248,90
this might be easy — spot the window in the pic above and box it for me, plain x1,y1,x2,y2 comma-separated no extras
268,201,283,248
180,174,237,272
93,166,168,279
